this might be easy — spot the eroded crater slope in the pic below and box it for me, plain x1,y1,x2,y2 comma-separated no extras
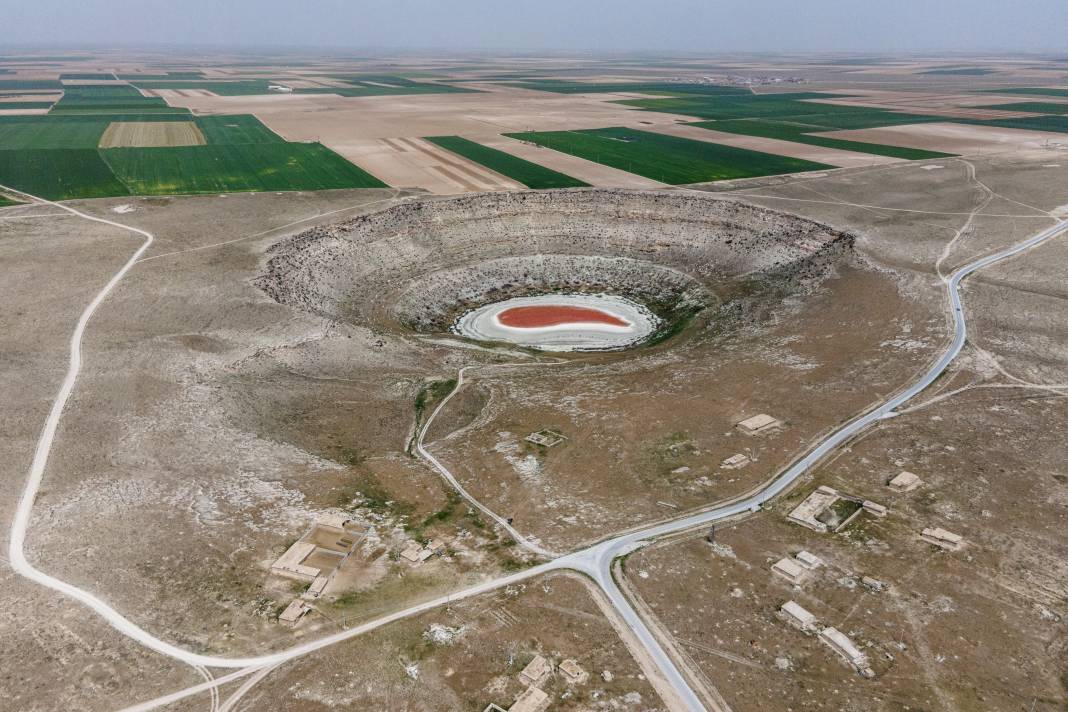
258,189,854,345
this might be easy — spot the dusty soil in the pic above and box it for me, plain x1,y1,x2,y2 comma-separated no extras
98,121,207,148
5,53,1068,712
821,121,1068,154
622,151,1068,712
205,574,663,712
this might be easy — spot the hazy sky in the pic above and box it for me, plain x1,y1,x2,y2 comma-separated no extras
7,0,1068,53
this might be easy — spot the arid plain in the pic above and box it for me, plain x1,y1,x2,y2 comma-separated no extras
2,51,1067,712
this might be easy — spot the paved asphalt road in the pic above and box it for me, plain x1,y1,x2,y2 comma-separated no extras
5,182,1065,711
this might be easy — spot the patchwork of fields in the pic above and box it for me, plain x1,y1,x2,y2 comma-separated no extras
509,79,752,96
424,135,588,189
130,74,476,98
4,69,1068,201
690,118,956,160
0,86,386,199
504,127,831,184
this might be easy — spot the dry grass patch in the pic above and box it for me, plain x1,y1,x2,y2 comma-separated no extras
98,121,206,148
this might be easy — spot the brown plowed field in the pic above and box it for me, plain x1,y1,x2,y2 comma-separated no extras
98,120,207,147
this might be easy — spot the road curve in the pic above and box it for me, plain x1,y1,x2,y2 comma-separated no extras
4,182,1066,708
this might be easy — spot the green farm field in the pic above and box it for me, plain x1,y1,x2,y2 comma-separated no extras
129,75,475,98
0,80,62,90
980,87,1068,98
0,149,130,199
509,80,751,95
0,116,113,149
49,84,190,115
959,115,1068,134
504,127,831,184
691,119,955,160
193,115,285,144
0,101,54,110
425,135,588,189
129,80,278,96
101,143,386,195
973,101,1068,115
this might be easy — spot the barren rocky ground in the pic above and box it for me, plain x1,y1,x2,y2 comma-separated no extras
2,146,1066,711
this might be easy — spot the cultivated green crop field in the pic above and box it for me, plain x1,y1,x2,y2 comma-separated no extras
510,80,751,96
691,119,955,160
48,84,190,115
60,72,117,80
194,115,284,144
919,67,995,75
981,87,1068,98
116,72,204,80
504,127,831,184
0,101,54,110
129,79,279,96
0,116,112,149
614,92,949,128
974,101,1068,115
0,149,131,199
101,143,386,195
960,115,1068,134
0,94,385,198
0,80,62,90
425,135,588,189
128,75,476,98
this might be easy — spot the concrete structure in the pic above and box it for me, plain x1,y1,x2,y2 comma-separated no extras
780,600,818,632
736,413,783,435
400,542,424,563
509,686,550,712
819,627,871,675
270,541,320,582
889,470,922,492
787,486,841,532
278,600,310,625
921,527,964,551
795,550,822,570
518,654,552,687
400,539,445,564
862,500,888,517
303,575,330,600
525,429,567,447
559,658,588,685
772,557,808,585
271,516,367,582
721,453,751,469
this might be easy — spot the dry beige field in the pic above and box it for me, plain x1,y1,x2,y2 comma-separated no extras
821,121,1068,154
0,108,49,116
97,121,207,148
342,136,524,193
647,122,904,168
154,86,699,190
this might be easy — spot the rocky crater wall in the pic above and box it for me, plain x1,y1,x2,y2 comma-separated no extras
258,189,854,335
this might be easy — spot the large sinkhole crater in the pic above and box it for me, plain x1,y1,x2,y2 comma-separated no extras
258,189,854,351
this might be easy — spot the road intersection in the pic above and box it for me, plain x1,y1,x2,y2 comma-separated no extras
5,182,1066,711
